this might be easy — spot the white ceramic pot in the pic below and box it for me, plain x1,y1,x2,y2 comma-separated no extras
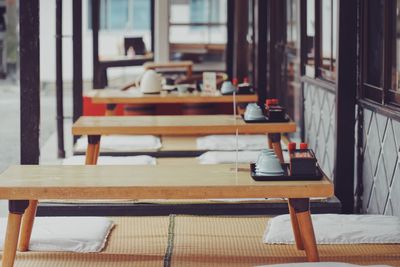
139,70,162,94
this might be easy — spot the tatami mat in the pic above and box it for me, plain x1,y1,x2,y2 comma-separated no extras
170,216,400,266
4,216,400,267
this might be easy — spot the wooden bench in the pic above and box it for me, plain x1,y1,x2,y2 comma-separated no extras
0,163,334,266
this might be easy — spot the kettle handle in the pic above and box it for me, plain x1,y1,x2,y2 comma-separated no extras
135,72,144,87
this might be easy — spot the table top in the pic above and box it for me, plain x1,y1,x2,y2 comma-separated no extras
72,115,297,136
0,164,333,200
143,61,193,69
91,89,258,104
99,54,154,63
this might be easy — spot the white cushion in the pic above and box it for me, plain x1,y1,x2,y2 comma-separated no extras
75,135,161,152
63,155,156,165
0,217,114,252
197,151,261,164
196,135,269,150
264,214,400,244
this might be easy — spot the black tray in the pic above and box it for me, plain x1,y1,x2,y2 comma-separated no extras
250,163,324,181
241,114,290,123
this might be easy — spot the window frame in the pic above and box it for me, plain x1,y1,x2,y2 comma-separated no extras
303,0,338,84
360,0,400,108
88,0,153,32
168,0,228,45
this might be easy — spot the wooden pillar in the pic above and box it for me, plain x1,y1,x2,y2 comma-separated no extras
56,0,65,158
233,0,249,81
73,0,83,124
254,0,268,104
334,0,357,213
20,0,40,165
92,0,101,88
226,0,235,79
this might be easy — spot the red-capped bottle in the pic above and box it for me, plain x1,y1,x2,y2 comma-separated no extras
271,98,279,105
299,143,308,150
288,142,296,158
232,78,238,86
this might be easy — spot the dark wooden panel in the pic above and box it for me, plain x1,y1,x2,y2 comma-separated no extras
226,0,235,79
92,0,101,88
56,0,65,157
254,0,268,104
334,0,357,213
73,0,83,123
20,0,40,165
37,198,341,216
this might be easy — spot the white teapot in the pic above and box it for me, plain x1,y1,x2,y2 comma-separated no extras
137,70,162,94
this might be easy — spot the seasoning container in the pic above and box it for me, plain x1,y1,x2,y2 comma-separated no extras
289,142,317,176
237,77,254,94
288,142,296,158
265,98,286,122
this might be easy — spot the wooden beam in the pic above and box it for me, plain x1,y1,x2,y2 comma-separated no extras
226,0,235,79
334,0,357,213
233,0,249,80
92,0,101,88
56,0,65,158
20,0,40,165
73,0,83,123
254,0,268,104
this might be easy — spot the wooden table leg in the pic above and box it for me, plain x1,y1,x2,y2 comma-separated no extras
268,138,273,149
2,200,29,267
187,65,193,78
288,198,319,262
105,104,117,116
18,200,38,251
85,135,101,165
268,133,284,162
288,200,304,250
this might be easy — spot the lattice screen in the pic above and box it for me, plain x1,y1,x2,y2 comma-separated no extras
303,83,336,180
362,108,400,216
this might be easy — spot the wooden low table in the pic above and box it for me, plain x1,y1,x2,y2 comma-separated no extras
143,60,194,77
90,89,257,116
71,115,297,165
96,54,154,88
0,164,334,266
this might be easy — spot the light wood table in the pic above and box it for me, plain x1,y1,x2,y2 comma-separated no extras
90,89,257,116
72,115,296,164
143,60,194,78
0,164,333,266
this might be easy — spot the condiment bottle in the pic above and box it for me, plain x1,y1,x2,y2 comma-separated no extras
288,142,296,159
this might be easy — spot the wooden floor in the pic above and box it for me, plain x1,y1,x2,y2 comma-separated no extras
5,216,400,267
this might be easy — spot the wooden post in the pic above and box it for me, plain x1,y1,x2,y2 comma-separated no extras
105,104,117,116
268,133,284,163
254,0,268,104
85,135,101,165
20,0,40,166
18,200,38,251
334,0,357,214
92,0,101,88
2,213,23,267
73,0,83,130
288,201,304,250
288,198,319,262
2,201,30,267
